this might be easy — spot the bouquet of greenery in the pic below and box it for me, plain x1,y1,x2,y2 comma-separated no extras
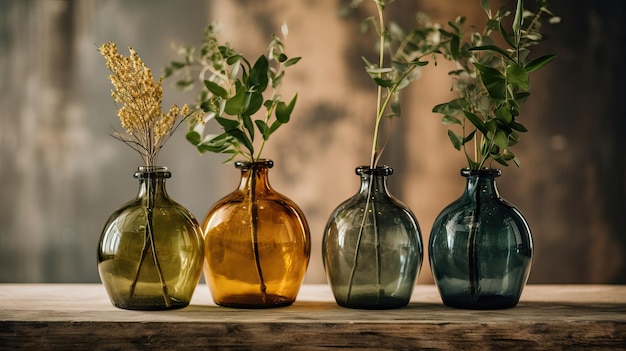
432,0,559,169
165,23,300,163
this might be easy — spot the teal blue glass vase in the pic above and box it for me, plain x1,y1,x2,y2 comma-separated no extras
323,166,423,309
429,169,533,309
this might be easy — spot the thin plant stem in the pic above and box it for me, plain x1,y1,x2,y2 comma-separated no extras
467,176,481,302
248,166,267,302
369,1,386,169
346,173,374,304
371,194,382,303
129,175,171,307
346,171,384,305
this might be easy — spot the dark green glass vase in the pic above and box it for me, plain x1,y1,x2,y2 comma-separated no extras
429,169,533,309
323,166,423,309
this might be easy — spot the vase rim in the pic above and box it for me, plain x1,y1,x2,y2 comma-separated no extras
460,168,502,177
134,166,171,179
356,165,393,176
235,159,274,169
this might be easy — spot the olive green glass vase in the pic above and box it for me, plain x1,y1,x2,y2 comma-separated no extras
98,166,204,310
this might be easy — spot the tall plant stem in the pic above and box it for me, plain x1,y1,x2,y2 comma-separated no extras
346,173,382,304
248,166,267,302
369,1,387,169
467,179,481,302
129,176,171,307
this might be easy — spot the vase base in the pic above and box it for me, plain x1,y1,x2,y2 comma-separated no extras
215,294,295,309
442,294,519,310
111,297,189,311
336,295,409,310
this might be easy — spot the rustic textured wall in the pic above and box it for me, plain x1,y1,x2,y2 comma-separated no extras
1,0,624,284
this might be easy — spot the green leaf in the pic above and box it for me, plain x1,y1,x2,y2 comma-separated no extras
506,62,529,90
441,115,461,125
483,76,508,100
269,120,282,134
242,114,255,141
450,35,460,59
186,130,202,146
525,54,557,73
215,116,240,131
463,130,477,145
244,91,264,116
469,45,511,59
203,80,229,99
197,133,235,154
248,55,269,92
200,100,215,113
284,57,301,67
410,59,429,67
432,98,468,115
228,129,254,155
512,0,524,42
463,110,487,134
511,121,528,132
224,87,246,115
275,102,289,124
499,20,516,48
276,93,298,123
226,54,241,65
493,130,508,149
255,120,270,140
493,156,509,167
494,105,513,124
480,0,490,13
485,119,498,136
391,99,401,117
447,130,463,150
373,77,393,87
474,62,503,78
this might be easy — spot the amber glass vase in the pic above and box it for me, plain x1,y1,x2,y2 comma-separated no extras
202,159,311,308
98,166,204,310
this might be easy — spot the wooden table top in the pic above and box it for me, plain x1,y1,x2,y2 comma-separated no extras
1,284,625,350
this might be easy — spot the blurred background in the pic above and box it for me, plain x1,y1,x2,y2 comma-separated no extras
0,0,624,285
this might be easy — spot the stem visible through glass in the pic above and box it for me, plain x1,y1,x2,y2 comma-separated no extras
346,171,382,305
129,174,171,307
248,166,268,302
467,177,480,302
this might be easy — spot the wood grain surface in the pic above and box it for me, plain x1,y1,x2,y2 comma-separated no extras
1,284,625,350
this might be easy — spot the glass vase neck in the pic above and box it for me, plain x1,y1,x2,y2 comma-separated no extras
235,159,274,193
356,165,392,197
134,166,170,199
461,168,501,199
134,166,171,179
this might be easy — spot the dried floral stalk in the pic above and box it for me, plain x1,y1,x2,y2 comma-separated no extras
100,42,201,306
100,42,201,167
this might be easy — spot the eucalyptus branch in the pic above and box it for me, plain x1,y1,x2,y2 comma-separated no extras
432,0,559,169
166,23,301,163
351,0,442,168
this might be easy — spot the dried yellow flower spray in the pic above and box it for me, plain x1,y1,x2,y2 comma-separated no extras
100,42,201,166
99,42,202,306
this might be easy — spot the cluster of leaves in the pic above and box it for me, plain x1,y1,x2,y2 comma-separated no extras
344,0,443,167
164,23,300,162
432,0,559,169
